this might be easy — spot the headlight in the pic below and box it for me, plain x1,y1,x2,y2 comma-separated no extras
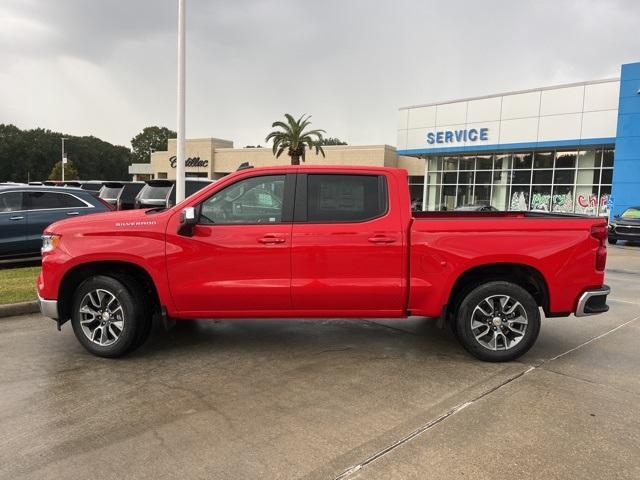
41,234,61,253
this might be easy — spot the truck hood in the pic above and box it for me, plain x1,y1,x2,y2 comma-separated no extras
45,208,170,234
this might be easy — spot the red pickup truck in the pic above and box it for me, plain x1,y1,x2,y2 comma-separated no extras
37,165,610,361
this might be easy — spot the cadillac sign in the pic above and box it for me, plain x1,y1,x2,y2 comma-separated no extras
169,156,209,168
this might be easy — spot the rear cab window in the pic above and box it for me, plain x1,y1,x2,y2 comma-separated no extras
298,174,388,222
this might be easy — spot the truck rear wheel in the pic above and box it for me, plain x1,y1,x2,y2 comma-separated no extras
455,281,540,362
70,275,150,358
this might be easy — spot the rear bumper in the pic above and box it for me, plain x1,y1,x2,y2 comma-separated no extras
37,294,59,320
575,285,610,317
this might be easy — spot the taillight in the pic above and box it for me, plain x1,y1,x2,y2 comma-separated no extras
591,223,607,271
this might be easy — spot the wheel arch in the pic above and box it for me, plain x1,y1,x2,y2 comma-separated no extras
58,261,161,323
446,262,550,320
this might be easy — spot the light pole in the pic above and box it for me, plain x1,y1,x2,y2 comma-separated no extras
61,137,67,182
176,0,186,202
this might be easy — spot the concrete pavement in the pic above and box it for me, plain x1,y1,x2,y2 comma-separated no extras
0,245,639,479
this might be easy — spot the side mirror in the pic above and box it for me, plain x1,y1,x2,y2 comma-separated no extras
178,206,197,236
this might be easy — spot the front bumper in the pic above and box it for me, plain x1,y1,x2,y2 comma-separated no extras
37,294,59,320
575,285,610,317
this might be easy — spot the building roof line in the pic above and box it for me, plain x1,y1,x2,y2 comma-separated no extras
399,77,620,111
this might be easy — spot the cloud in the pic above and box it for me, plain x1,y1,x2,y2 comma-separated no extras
0,0,638,149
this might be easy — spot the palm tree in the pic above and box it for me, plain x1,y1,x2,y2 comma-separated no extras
265,114,326,165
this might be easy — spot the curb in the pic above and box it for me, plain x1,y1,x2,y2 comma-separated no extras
0,301,39,318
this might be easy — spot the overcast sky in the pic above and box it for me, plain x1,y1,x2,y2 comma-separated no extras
1,0,639,149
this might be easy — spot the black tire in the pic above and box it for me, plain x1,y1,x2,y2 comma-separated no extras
608,237,618,245
70,275,148,358
117,274,153,352
455,281,540,362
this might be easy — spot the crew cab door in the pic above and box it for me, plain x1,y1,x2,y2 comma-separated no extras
166,173,295,315
290,172,405,314
0,191,27,257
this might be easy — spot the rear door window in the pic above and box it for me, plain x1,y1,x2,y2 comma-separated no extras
304,174,387,222
0,191,24,212
27,192,86,210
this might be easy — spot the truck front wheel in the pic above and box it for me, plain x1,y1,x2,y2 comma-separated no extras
70,275,150,358
455,281,541,362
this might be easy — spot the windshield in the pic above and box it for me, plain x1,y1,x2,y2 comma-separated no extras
99,187,122,200
138,185,172,201
621,207,640,219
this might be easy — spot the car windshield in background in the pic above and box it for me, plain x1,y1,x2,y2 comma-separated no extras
621,208,640,219
139,185,171,201
99,187,122,200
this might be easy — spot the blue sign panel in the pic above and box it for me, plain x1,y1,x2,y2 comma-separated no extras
427,127,489,145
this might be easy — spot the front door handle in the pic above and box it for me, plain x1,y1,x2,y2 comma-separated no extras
66,212,80,216
258,235,286,244
368,235,396,244
9,216,24,221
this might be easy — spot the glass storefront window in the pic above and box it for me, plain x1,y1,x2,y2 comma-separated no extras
493,170,510,185
556,151,577,168
513,153,533,169
457,185,473,207
554,169,575,185
477,155,493,170
442,185,456,211
494,154,512,170
443,157,458,170
533,169,553,184
552,185,574,212
575,185,600,215
534,152,554,169
428,157,442,171
492,185,508,210
443,172,457,184
459,156,475,170
531,185,551,211
418,148,612,215
512,169,532,184
475,171,492,184
474,185,491,205
458,171,474,184
578,150,599,168
576,169,599,185
510,186,530,210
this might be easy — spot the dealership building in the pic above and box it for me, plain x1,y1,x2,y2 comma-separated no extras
130,61,639,217
397,61,640,217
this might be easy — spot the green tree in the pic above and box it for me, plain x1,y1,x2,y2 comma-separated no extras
0,124,131,182
265,114,325,165
130,126,176,164
320,137,347,146
48,159,79,181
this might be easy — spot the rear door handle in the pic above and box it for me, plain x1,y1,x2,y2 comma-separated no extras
9,216,24,221
258,235,286,244
368,236,396,244
66,212,80,216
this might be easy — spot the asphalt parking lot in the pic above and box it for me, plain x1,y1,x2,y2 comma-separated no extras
1,245,639,480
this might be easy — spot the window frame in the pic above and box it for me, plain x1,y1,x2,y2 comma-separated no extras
293,173,389,224
196,173,295,226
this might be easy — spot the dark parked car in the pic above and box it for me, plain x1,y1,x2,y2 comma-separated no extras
134,179,213,209
117,182,145,210
80,181,106,192
608,206,640,244
455,204,499,212
0,185,113,259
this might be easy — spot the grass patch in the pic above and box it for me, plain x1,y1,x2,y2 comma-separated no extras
0,267,40,305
